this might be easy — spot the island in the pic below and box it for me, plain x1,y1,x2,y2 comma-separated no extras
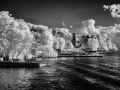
0,11,119,68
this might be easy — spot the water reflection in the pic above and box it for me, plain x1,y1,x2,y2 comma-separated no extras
0,53,120,89
0,68,35,90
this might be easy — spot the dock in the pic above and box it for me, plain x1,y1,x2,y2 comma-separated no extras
58,55,104,58
0,61,40,68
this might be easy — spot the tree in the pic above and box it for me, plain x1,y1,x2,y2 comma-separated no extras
40,30,54,46
0,11,34,60
53,37,65,51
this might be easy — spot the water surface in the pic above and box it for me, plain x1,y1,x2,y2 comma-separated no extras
0,52,120,90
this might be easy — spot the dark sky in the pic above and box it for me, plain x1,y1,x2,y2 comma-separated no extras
0,0,120,33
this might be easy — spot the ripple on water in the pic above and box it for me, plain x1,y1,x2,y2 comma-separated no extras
0,53,120,90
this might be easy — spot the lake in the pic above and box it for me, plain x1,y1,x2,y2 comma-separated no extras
0,51,120,90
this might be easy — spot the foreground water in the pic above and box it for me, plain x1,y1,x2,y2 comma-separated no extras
0,52,120,90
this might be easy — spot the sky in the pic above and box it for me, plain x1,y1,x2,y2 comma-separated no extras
0,0,120,33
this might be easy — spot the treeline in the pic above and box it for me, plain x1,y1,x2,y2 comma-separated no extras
0,11,119,60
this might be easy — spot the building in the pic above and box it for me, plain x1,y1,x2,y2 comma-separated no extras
71,33,76,47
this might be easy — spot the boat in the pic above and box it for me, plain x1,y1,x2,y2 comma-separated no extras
0,61,40,68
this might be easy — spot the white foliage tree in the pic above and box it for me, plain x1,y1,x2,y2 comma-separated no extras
39,45,58,58
40,30,54,46
88,38,99,51
0,11,34,60
38,30,58,57
55,28,72,41
65,41,74,50
53,37,65,51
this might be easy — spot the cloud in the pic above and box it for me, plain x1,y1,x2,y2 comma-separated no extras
103,4,120,18
97,25,120,36
78,19,120,40
62,22,67,27
62,22,73,29
70,25,73,28
79,19,100,35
